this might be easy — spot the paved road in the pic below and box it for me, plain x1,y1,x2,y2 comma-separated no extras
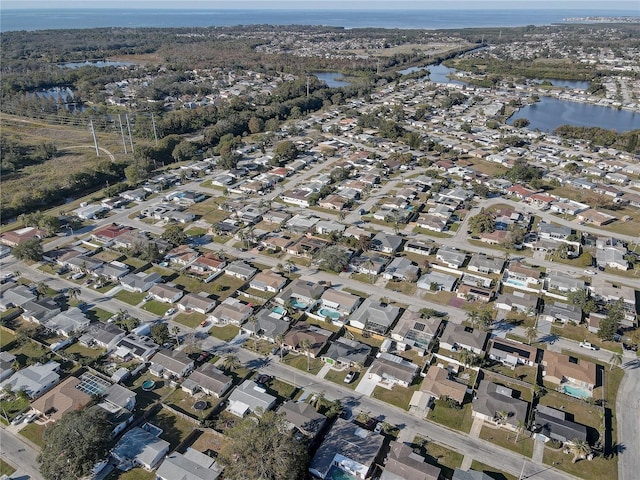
0,427,44,480
616,358,640,480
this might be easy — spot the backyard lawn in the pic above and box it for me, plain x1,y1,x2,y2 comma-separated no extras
149,408,197,450
63,342,105,360
164,388,218,420
126,374,174,411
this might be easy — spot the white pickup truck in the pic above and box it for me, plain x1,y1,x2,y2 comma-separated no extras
579,341,598,351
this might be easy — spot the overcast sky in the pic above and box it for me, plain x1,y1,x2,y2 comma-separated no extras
3,0,638,10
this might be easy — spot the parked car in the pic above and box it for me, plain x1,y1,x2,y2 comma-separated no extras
165,308,176,316
11,413,25,425
197,352,211,363
270,347,280,356
344,371,356,383
24,412,38,423
579,341,598,351
374,422,384,433
584,269,596,275
256,374,271,385
199,320,208,328
364,418,378,431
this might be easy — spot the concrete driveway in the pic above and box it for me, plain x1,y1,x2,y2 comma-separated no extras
354,367,378,396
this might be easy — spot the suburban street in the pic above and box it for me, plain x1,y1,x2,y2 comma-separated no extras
0,427,44,480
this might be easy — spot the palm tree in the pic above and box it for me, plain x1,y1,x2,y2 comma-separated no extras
568,439,591,463
222,354,241,372
275,334,285,362
525,326,538,345
609,352,623,371
514,420,527,443
12,271,21,280
300,339,312,371
67,287,81,303
494,410,509,426
171,325,181,347
458,348,473,367
34,280,49,299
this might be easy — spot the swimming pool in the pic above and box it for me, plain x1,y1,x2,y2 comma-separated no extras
318,307,341,320
562,384,591,399
291,299,308,309
272,306,285,315
506,279,527,287
325,466,357,480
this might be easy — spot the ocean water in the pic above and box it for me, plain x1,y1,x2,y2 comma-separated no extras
1,8,638,32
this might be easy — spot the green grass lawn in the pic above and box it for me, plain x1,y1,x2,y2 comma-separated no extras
20,422,46,447
85,307,114,322
479,425,534,458
427,401,474,433
174,312,207,328
0,459,16,477
264,378,297,400
551,323,622,353
114,290,145,306
412,435,464,480
148,408,197,450
282,353,324,375
470,460,518,480
371,383,421,411
121,257,148,269
9,340,50,368
323,367,363,390
208,324,240,342
0,328,16,349
486,364,538,387
164,388,218,420
63,342,105,359
104,467,156,480
0,396,30,421
126,374,174,412
385,280,417,295
142,299,171,316
243,338,275,356
543,445,617,480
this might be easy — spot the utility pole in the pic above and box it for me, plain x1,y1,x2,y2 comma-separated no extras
89,119,100,156
151,113,159,147
118,114,127,154
306,74,310,97
125,114,135,153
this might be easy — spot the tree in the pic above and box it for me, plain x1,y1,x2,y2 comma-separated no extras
567,290,596,315
172,141,197,163
459,348,473,367
151,323,170,345
12,238,43,262
272,140,299,164
525,326,538,345
218,410,308,480
468,210,495,235
314,246,350,273
494,410,509,425
222,354,241,372
568,439,591,463
512,118,530,129
300,339,312,371
35,280,49,299
248,116,264,134
598,298,625,341
514,420,527,443
67,287,81,303
38,407,113,480
162,224,186,247
609,352,623,371
172,325,181,347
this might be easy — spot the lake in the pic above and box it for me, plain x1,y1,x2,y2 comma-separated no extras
312,72,351,88
508,96,640,132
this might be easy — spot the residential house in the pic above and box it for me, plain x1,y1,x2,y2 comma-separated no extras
149,349,194,378
241,310,289,343
495,291,538,314
542,350,596,396
382,257,420,281
148,283,184,304
472,380,529,431
538,222,572,242
120,272,161,293
309,418,384,480
534,405,588,444
436,247,467,269
286,236,330,257
0,226,46,247
368,352,419,388
595,238,628,271
181,364,232,398
403,240,437,256
416,214,448,232
276,278,325,310
0,352,16,382
467,254,504,275
540,302,583,324
416,271,458,293
156,450,223,480
283,324,333,358
456,284,494,303
439,323,488,355
380,441,441,480
504,263,541,286
45,307,90,337
190,253,227,276
224,260,257,281
370,233,404,254
589,280,636,327
278,401,327,440
208,297,253,326
113,334,158,362
320,289,362,317
546,272,585,293
166,245,199,267
349,298,401,335
321,337,371,368
577,209,617,226
112,425,170,471
0,361,60,399
391,310,442,350
78,322,126,350
0,284,36,311
281,189,314,208
62,254,103,274
452,469,494,480
21,298,61,325
418,365,467,405
177,293,217,314
91,224,134,244
349,254,391,275
31,376,91,421
488,338,537,367
95,262,130,282
227,380,277,417
249,270,287,293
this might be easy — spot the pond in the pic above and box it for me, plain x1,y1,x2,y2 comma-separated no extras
60,60,135,69
312,72,351,88
508,96,640,133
